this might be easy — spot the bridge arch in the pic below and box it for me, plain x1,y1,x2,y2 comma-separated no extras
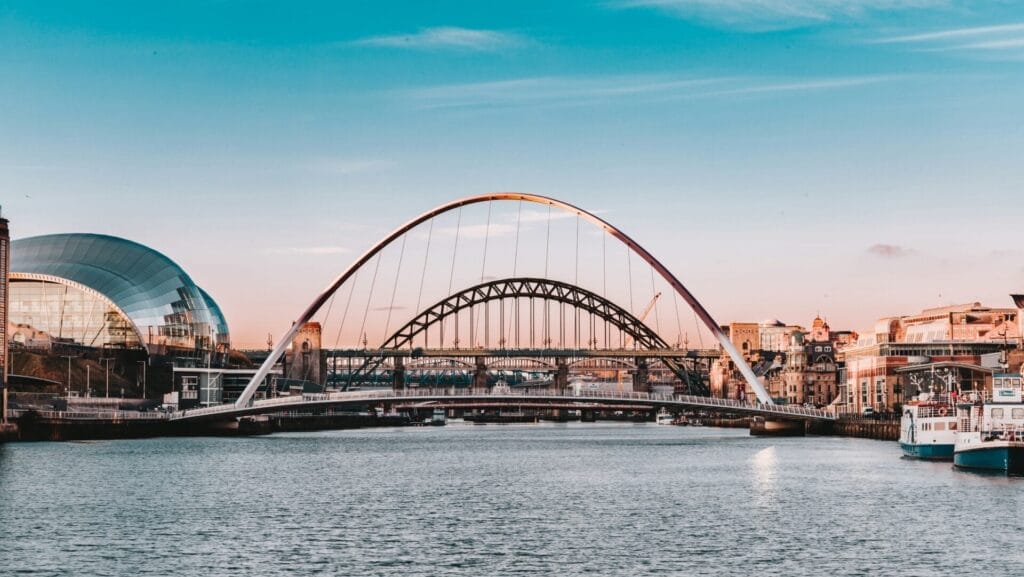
382,278,672,352
236,193,769,407
345,277,694,387
488,357,556,371
568,357,637,370
404,358,475,371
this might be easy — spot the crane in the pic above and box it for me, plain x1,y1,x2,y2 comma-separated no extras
624,292,661,349
618,292,661,392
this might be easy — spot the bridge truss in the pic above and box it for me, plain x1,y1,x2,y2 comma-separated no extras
337,277,707,393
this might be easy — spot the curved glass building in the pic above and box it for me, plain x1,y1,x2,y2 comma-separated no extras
8,233,229,357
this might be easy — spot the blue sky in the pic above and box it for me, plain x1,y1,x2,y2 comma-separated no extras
2,1,1023,347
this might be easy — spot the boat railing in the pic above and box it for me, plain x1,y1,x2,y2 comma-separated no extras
980,424,1024,442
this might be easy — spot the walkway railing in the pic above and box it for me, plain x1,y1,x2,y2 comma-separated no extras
170,388,834,421
7,409,169,421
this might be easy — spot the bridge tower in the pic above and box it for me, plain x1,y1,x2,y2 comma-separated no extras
473,358,488,390
392,356,405,390
632,357,649,393
554,358,569,393
0,211,8,425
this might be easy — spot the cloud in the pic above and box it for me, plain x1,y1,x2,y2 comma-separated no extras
874,22,1024,44
265,246,352,256
351,27,523,51
516,209,582,223
866,243,912,258
407,75,729,109
707,75,899,96
611,0,946,31
436,223,517,239
872,22,1024,59
302,158,395,175
404,74,896,110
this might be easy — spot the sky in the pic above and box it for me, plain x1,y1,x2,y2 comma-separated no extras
1,1,1023,348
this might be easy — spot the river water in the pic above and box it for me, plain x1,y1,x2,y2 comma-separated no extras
1,424,1021,576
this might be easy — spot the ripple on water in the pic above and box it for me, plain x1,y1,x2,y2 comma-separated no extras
1,424,1022,577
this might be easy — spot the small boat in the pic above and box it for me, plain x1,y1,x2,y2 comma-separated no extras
656,409,674,425
954,372,1024,475
899,394,957,460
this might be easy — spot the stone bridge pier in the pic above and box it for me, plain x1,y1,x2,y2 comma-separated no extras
554,358,569,393
474,358,488,390
632,358,649,393
392,356,405,390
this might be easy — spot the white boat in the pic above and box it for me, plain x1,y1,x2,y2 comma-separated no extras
954,372,1024,475
656,409,674,425
899,393,957,460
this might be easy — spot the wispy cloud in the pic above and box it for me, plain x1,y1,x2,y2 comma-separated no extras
302,158,395,175
408,75,729,109
867,243,913,258
404,74,902,110
707,75,898,96
874,23,1024,44
436,223,517,239
612,0,946,31
351,27,524,51
872,22,1024,59
265,246,352,256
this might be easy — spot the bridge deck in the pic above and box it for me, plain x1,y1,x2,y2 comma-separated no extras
171,389,834,423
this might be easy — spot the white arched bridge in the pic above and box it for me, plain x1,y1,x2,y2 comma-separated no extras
171,389,834,424
181,192,812,426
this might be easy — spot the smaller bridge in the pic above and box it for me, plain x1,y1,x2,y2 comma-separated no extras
171,389,835,424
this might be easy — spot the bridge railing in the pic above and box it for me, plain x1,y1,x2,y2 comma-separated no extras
7,409,169,421
172,387,833,421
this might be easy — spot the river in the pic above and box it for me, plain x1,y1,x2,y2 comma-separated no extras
1,423,1021,576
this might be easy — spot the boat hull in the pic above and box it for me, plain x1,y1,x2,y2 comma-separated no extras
954,444,1024,475
900,442,954,461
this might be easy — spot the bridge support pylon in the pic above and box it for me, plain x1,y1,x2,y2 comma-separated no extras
554,358,568,393
392,356,405,391
474,358,488,391
632,358,649,393
749,417,806,437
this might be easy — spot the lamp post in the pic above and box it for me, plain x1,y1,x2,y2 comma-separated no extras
61,355,74,400
100,357,113,398
137,360,147,399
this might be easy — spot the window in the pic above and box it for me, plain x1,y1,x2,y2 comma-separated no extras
1013,409,1024,420
935,422,945,431
991,408,1004,419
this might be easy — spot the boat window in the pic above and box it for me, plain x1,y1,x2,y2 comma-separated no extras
1013,409,1024,420
995,378,1004,387
991,408,1004,419
935,422,945,431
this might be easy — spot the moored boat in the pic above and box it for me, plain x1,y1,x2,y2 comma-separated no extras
899,394,957,460
656,409,674,425
954,372,1024,475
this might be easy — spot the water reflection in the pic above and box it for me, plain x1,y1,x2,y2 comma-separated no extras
751,445,777,506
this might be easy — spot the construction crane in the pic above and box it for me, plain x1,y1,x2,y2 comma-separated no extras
618,292,661,392
624,292,661,349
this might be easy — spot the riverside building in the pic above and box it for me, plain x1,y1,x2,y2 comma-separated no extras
840,303,1019,415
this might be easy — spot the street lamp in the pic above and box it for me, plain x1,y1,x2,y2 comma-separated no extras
137,360,147,399
100,357,113,398
61,355,74,400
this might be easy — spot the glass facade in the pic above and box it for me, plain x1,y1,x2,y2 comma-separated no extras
9,277,142,350
9,234,229,356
